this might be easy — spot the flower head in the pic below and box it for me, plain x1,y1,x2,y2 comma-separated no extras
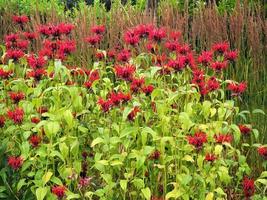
97,98,113,112
7,107,24,124
258,146,267,159
9,91,25,103
212,42,229,54
214,133,233,144
238,124,251,135
91,25,105,35
29,135,41,147
205,153,216,162
227,82,247,96
243,177,255,198
127,106,140,121
187,131,207,150
12,15,29,24
8,156,23,170
51,185,66,199
114,64,135,81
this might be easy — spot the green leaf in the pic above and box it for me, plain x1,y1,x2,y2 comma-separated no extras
215,145,223,155
205,192,214,200
91,137,104,147
120,180,127,191
59,143,69,160
42,172,53,185
182,155,194,162
141,187,151,200
17,179,26,191
252,109,265,115
44,121,60,138
36,187,48,200
64,110,74,128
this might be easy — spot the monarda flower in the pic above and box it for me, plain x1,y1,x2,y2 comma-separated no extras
84,81,92,89
227,82,247,96
207,77,220,91
238,124,251,135
91,25,105,35
243,177,255,198
16,40,29,50
114,64,135,81
198,51,213,66
107,49,116,60
214,133,233,144
85,35,102,46
167,58,185,72
146,42,158,53
130,78,145,93
97,98,113,112
27,69,46,81
57,23,75,35
29,135,41,147
78,177,92,189
258,146,267,159
58,40,76,56
0,115,5,128
27,54,46,69
164,40,180,52
149,27,166,42
4,33,19,43
12,15,29,24
212,42,229,54
149,150,161,160
127,106,140,121
224,50,238,62
205,153,216,162
95,52,105,60
7,156,23,170
7,107,24,124
0,68,13,79
51,185,66,199
23,32,38,40
177,44,191,55
187,131,207,150
124,30,140,46
6,49,24,61
169,31,181,41
9,91,25,103
142,85,154,96
134,24,154,38
31,117,40,124
117,49,131,62
210,61,228,72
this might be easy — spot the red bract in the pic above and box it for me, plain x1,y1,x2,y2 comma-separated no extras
8,156,23,170
239,124,251,135
91,25,105,35
134,24,153,38
149,150,161,160
127,106,140,121
51,185,66,199
130,78,145,93
6,49,24,61
258,146,267,159
95,51,105,60
117,49,131,62
9,91,25,103
29,135,41,147
12,15,29,24
16,39,29,50
58,40,76,56
27,69,46,81
0,115,5,128
85,35,102,46
0,68,13,79
124,29,140,46
210,61,228,72
27,54,46,69
23,32,38,40
224,50,238,62
31,117,40,124
37,106,48,114
84,81,92,89
107,49,116,60
168,58,186,71
142,85,154,96
114,64,135,81
7,107,24,124
177,44,191,55
198,51,213,66
214,133,233,144
149,27,166,42
98,98,113,112
5,33,19,43
165,40,180,51
207,77,220,91
57,23,75,35
205,153,216,162
187,131,207,150
227,82,247,96
38,25,54,36
243,177,255,198
212,42,229,54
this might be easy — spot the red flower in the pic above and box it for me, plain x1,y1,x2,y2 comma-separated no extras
57,23,75,35
114,64,135,81
177,44,191,55
9,91,25,103
51,185,66,199
27,69,46,81
165,40,180,51
124,29,140,46
95,52,105,60
127,106,140,121
239,124,251,135
146,42,158,53
210,61,228,72
7,156,23,170
12,15,29,24
130,78,145,93
224,50,238,62
37,106,48,114
169,31,181,41
29,135,41,147
205,153,216,162
207,77,220,91
31,117,40,124
152,54,167,66
0,115,5,128
198,51,213,66
134,24,154,38
212,42,229,54
7,107,24,124
107,49,116,60
58,40,76,56
98,98,113,112
214,133,233,144
91,25,105,35
227,82,247,96
78,177,92,189
243,177,255,198
167,58,186,71
149,150,161,160
117,49,131,62
142,85,154,96
27,54,46,69
23,32,38,40
187,131,207,150
84,81,92,89
5,34,19,43
6,49,24,61
85,35,102,46
258,146,267,159
0,68,13,79
149,27,166,42
89,70,100,82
